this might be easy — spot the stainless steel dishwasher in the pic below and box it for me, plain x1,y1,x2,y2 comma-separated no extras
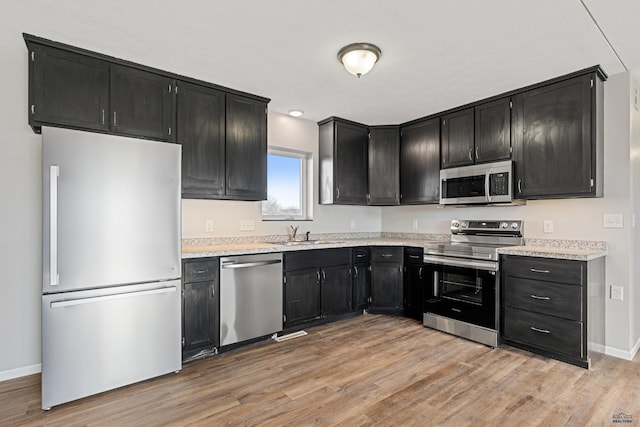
219,253,283,346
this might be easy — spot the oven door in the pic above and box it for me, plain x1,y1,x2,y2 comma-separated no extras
423,255,498,330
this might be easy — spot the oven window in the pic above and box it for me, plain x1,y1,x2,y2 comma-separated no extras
441,267,484,305
442,175,486,198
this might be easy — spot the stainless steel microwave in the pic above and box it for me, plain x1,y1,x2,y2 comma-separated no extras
440,160,522,205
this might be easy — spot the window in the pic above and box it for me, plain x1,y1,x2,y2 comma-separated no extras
262,147,312,220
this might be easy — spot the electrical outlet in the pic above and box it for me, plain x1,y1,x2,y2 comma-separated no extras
603,214,624,228
412,219,418,230
240,219,255,231
350,220,357,230
611,285,624,301
205,220,213,232
543,220,553,233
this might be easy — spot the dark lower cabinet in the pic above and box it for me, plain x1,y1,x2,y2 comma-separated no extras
352,248,370,312
369,247,404,313
110,65,176,142
28,43,109,133
178,82,225,198
283,249,352,328
225,94,268,200
182,258,219,361
403,247,425,320
512,72,604,199
501,255,605,368
400,118,440,204
284,268,321,326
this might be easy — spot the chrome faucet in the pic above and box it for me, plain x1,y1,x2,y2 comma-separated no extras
305,231,311,241
289,225,299,241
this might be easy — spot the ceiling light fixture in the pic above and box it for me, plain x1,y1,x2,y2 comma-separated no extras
337,42,381,78
288,109,304,117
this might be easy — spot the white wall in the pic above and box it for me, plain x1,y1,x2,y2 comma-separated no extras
0,45,42,379
182,112,381,238
381,71,637,356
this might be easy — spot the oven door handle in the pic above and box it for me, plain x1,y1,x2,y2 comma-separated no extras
423,255,499,272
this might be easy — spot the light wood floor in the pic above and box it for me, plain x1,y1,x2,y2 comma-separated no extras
2,314,639,426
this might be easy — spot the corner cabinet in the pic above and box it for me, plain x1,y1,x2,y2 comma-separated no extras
319,117,368,205
512,71,604,199
399,118,440,204
182,258,220,362
501,255,605,368
368,126,400,205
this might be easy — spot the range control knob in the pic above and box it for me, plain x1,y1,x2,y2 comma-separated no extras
461,222,468,228
500,222,509,229
511,222,519,229
452,221,460,228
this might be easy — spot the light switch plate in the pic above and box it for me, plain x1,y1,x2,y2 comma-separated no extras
350,220,357,230
412,219,419,230
240,219,255,231
205,220,214,232
543,220,553,233
603,214,624,228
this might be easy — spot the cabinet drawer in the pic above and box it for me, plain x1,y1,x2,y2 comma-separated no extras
503,307,583,359
504,277,582,321
502,256,584,285
352,247,370,263
371,247,403,263
404,247,424,265
184,259,218,283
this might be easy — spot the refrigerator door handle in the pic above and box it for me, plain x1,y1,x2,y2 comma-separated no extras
50,286,177,308
50,165,59,286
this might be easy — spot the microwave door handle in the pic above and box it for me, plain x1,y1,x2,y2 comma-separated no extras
485,169,491,203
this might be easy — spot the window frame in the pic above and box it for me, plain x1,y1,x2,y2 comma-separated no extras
261,146,313,221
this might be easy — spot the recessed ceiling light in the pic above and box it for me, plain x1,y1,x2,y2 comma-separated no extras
289,110,304,117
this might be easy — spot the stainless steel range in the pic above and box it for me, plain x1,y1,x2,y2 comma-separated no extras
423,220,524,347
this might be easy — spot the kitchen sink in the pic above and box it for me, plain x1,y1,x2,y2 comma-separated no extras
269,240,345,246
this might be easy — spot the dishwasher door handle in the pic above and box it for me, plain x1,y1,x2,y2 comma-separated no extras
221,260,282,269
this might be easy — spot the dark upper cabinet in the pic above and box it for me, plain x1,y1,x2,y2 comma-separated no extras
368,126,400,205
512,73,603,199
225,94,268,201
319,118,368,205
475,97,512,163
178,82,225,198
28,44,109,132
110,64,176,142
441,108,474,168
399,118,440,204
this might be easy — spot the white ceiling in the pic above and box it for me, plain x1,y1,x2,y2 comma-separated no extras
1,0,638,125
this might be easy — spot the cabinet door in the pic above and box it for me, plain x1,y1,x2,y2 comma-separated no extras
225,94,267,200
475,97,511,163
512,75,593,198
30,44,109,132
183,280,219,355
368,126,400,205
178,82,225,198
403,263,424,320
335,121,368,204
110,65,176,141
370,263,403,310
352,262,370,312
321,265,352,316
400,118,440,204
441,108,474,168
284,268,321,326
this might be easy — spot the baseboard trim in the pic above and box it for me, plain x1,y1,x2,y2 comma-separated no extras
0,363,41,382
605,338,640,361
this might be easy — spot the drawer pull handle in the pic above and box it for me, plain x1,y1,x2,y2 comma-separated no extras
530,268,550,274
195,270,207,274
451,308,461,313
530,326,550,334
382,254,393,257
530,294,550,300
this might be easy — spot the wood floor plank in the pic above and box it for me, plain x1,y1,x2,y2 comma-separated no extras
2,314,640,426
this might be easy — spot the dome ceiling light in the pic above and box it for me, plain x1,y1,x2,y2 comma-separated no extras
337,42,381,78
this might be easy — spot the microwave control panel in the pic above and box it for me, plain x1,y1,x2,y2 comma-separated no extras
489,172,509,196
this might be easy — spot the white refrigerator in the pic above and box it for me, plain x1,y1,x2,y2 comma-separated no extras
41,127,182,409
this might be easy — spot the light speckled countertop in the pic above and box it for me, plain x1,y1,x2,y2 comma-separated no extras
182,234,607,261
